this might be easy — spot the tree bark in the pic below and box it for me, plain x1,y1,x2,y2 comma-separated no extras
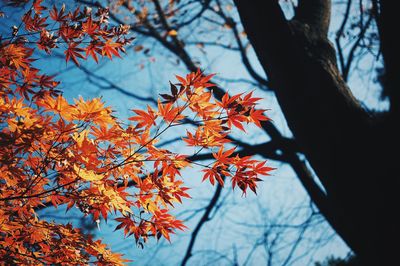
234,0,399,263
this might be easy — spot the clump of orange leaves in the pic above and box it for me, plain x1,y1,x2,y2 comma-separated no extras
0,1,274,264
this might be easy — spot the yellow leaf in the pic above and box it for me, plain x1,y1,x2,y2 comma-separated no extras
72,129,89,147
74,165,104,181
144,199,158,213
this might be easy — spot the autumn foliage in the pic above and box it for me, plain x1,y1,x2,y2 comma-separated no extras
0,1,273,265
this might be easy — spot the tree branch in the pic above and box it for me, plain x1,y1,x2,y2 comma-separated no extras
181,182,223,266
342,13,373,80
335,0,352,77
212,1,270,87
79,65,157,104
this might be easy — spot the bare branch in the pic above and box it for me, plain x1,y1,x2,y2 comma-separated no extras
181,182,224,266
335,0,352,76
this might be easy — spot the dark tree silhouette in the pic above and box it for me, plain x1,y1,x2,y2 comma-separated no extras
234,0,398,264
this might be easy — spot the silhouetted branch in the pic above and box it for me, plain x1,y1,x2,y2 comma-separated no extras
181,182,224,266
342,12,373,80
335,0,352,77
79,65,157,104
212,0,270,87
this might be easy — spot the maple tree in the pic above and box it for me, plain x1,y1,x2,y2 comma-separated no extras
0,1,274,265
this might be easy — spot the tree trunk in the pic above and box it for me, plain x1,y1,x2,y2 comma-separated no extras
234,0,399,264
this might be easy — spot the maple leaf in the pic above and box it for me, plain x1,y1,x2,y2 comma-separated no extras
151,209,187,242
37,95,75,120
33,0,47,15
170,185,191,203
157,100,185,123
74,97,114,126
176,69,216,88
85,41,102,63
129,105,157,129
227,112,247,131
218,92,242,109
103,251,133,265
72,129,89,147
65,42,85,66
1,44,33,70
202,168,224,186
114,216,136,237
102,40,122,60
213,146,236,164
87,239,132,265
74,165,104,181
82,16,99,36
38,74,60,88
50,194,64,208
59,25,81,41
249,109,270,127
37,30,58,53
49,4,67,22
91,125,119,141
22,10,48,31
29,227,47,244
253,161,275,175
